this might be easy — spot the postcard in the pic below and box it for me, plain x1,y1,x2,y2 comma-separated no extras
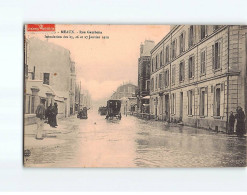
24,24,247,167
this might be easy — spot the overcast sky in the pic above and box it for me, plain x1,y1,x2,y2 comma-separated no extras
26,25,170,102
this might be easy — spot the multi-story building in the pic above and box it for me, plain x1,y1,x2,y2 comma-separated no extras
137,40,155,114
150,25,247,132
24,37,76,124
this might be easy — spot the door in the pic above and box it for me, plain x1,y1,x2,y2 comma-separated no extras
216,88,220,116
165,95,169,121
180,92,183,121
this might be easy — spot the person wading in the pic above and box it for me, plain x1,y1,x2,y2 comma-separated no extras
35,99,46,140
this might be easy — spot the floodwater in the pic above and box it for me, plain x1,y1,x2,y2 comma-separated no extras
24,110,246,167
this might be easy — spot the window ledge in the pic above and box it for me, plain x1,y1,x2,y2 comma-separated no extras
213,68,222,73
199,115,206,118
188,115,193,117
213,116,221,119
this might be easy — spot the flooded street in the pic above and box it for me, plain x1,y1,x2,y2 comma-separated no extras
24,110,246,167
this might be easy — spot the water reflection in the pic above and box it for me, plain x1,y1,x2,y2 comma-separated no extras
25,110,246,167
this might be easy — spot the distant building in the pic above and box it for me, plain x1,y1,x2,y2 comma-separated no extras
150,25,247,132
75,85,92,111
24,38,76,124
137,40,155,114
110,82,138,114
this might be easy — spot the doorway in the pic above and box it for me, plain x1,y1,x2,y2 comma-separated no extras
180,92,183,121
165,94,169,121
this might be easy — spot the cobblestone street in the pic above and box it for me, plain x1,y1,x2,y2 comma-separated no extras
24,110,246,168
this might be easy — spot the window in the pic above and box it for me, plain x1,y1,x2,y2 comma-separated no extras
188,56,195,79
188,90,193,115
43,73,50,85
155,76,158,90
201,50,206,74
146,80,150,91
179,33,185,54
156,55,158,69
171,93,176,114
201,25,207,39
214,87,221,116
164,69,169,87
212,42,221,70
160,51,163,66
189,25,194,47
171,39,177,59
179,61,185,82
151,78,154,91
172,65,175,85
151,59,154,72
165,45,170,64
159,73,162,89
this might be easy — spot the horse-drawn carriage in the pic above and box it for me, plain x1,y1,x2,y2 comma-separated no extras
105,100,121,120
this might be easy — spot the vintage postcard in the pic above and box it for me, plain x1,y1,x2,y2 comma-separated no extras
24,24,247,167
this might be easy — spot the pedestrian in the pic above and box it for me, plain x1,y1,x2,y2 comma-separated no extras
235,106,246,137
35,99,46,140
50,102,58,128
46,103,52,126
229,111,235,134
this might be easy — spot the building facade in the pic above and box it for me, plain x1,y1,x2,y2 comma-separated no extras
150,25,247,132
24,38,76,125
137,40,155,114
110,83,138,114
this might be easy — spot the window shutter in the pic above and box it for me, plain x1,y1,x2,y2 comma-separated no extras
187,91,189,115
220,82,225,117
174,93,176,114
192,56,195,77
213,86,216,116
198,25,201,40
218,42,221,68
192,89,195,115
205,87,208,116
212,45,215,70
183,32,186,51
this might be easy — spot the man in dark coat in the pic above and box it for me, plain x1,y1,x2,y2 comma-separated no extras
235,107,246,137
50,103,58,127
46,103,52,126
229,111,235,134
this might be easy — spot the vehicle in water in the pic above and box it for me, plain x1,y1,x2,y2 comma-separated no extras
105,100,121,120
77,107,89,119
98,106,107,115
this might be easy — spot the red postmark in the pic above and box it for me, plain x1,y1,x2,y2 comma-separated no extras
27,24,55,32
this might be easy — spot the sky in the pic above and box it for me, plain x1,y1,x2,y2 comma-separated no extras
26,25,170,102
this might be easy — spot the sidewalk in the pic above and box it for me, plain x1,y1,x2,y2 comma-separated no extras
24,116,76,149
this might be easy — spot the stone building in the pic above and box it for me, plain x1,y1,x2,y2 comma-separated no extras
150,25,247,132
24,38,76,124
137,40,155,114
110,83,138,114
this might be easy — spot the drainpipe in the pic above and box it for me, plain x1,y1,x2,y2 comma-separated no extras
226,25,230,133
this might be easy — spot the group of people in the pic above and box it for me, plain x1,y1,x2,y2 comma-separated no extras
45,102,58,128
229,106,246,137
35,100,58,140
